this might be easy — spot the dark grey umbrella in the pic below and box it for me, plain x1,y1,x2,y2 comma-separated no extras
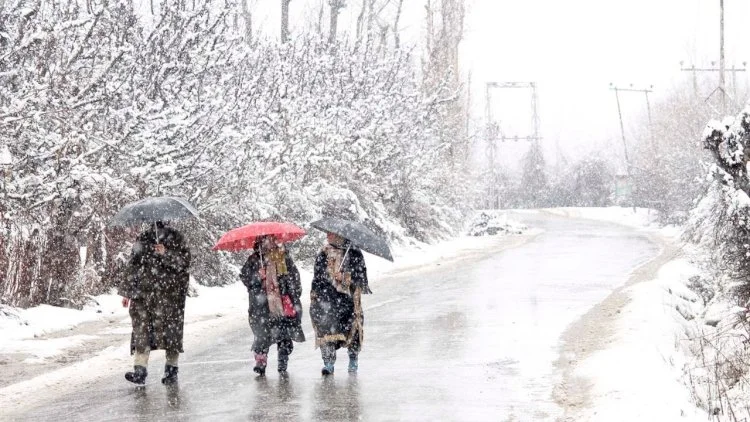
310,217,394,262
109,196,199,227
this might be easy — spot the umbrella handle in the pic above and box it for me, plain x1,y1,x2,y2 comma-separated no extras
339,245,350,272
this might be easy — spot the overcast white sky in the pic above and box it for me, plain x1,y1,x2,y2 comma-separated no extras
171,0,750,170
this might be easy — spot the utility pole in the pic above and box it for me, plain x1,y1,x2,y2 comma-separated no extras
610,85,630,170
609,84,655,153
610,83,655,211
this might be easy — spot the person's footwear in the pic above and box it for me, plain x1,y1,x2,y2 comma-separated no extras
253,352,268,376
161,364,179,385
348,357,358,373
125,365,148,385
278,355,289,373
321,364,335,375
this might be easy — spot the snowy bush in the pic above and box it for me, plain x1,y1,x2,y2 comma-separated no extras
466,211,527,237
682,104,750,421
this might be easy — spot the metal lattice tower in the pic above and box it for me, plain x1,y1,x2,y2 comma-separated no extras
483,81,541,208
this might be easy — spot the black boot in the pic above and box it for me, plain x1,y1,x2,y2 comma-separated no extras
278,352,289,374
161,365,178,385
125,365,147,385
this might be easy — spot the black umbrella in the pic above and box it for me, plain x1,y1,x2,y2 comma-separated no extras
310,217,394,262
109,196,199,227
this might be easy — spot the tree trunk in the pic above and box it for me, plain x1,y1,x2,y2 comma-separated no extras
355,0,367,45
393,0,404,49
425,0,433,57
378,24,388,56
281,0,291,43
316,0,325,37
364,0,375,51
242,0,252,44
328,3,340,44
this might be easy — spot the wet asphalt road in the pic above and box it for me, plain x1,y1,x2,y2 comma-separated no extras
10,213,660,421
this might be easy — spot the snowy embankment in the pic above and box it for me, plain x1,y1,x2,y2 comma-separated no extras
574,257,706,421
0,211,532,410
551,207,708,420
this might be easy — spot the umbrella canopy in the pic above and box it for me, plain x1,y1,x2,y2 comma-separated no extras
213,222,306,252
310,217,393,262
109,197,199,227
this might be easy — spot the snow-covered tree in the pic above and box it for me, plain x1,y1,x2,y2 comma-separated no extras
548,157,614,207
629,86,712,222
518,141,548,208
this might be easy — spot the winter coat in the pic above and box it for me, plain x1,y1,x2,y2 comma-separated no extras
310,245,371,348
240,251,305,344
118,225,191,354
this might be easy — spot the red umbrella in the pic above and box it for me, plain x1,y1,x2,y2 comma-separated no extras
212,222,306,252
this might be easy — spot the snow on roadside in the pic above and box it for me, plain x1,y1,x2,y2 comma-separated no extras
575,257,706,421
543,207,659,229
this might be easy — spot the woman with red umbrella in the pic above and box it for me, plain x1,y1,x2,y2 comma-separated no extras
240,235,304,376
214,223,306,376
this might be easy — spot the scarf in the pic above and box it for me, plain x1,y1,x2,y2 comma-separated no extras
260,248,288,317
324,244,352,296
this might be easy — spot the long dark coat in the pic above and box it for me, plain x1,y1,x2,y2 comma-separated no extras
310,245,371,348
118,225,191,354
240,251,305,345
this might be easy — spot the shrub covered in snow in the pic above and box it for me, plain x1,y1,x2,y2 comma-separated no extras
466,211,527,237
681,105,750,420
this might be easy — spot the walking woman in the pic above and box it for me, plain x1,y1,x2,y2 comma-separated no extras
240,235,305,376
310,232,371,375
119,220,191,385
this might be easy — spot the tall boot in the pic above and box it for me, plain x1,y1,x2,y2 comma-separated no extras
347,350,359,373
278,352,289,374
162,365,179,385
321,344,336,375
125,365,148,385
253,352,268,376
278,340,292,374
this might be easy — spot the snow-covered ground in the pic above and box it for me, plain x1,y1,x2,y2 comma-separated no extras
549,207,710,420
574,257,706,421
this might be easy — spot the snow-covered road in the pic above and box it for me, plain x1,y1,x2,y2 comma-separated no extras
5,212,662,421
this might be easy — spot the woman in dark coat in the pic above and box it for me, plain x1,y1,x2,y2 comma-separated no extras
310,233,371,375
118,220,191,385
240,235,305,376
